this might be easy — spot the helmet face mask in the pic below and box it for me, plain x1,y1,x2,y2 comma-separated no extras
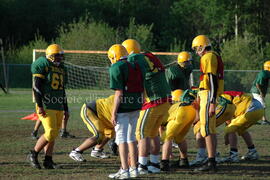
46,44,64,66
192,35,211,56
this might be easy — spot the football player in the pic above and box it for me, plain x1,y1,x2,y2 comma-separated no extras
28,44,69,169
160,89,199,171
250,60,270,125
166,51,193,102
221,91,263,162
191,93,236,166
107,44,145,179
192,35,224,172
69,95,114,162
122,39,171,174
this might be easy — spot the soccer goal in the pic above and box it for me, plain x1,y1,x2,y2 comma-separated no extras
33,49,179,91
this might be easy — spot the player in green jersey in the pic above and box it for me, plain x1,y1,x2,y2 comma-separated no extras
27,44,69,169
250,60,270,125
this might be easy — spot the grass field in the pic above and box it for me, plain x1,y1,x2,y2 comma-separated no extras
0,89,270,180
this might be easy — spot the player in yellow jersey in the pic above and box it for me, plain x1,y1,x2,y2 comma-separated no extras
160,89,199,171
69,95,115,162
192,35,224,172
220,91,263,162
191,93,236,166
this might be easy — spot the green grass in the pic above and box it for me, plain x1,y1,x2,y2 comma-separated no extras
0,89,270,179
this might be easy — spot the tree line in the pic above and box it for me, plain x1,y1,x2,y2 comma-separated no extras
1,0,270,69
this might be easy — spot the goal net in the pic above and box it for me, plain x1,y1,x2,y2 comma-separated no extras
33,50,178,89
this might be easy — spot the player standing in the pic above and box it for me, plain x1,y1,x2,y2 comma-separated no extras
192,35,224,172
28,44,69,169
107,44,145,179
250,60,270,125
122,39,171,174
166,51,193,101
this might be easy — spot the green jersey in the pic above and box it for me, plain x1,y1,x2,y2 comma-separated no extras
127,53,171,102
31,56,66,110
250,70,270,95
166,64,191,91
109,60,144,112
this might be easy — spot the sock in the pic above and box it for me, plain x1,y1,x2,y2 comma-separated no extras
230,148,238,153
248,145,255,150
32,150,39,156
75,148,82,153
198,148,206,156
138,156,148,165
208,157,216,163
94,147,101,151
150,154,159,164
45,155,52,161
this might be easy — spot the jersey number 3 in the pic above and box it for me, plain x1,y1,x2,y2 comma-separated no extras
51,73,63,90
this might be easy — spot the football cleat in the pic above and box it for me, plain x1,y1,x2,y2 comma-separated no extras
60,130,76,138
129,167,138,178
261,120,270,125
148,161,160,173
189,152,208,167
91,148,110,159
27,150,41,169
69,150,86,162
194,161,217,173
108,169,130,179
220,151,239,163
138,163,148,175
160,160,170,171
179,158,190,168
241,149,259,160
43,158,61,169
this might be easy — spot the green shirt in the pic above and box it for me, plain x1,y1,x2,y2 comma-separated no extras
109,60,144,112
128,53,171,102
31,56,66,110
250,70,270,95
165,64,191,91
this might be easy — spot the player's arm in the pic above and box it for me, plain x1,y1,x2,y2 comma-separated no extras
63,89,69,120
208,73,218,117
33,76,46,116
111,89,123,126
256,83,266,98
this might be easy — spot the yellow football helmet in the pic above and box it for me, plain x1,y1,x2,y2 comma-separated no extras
108,44,128,64
191,35,211,55
264,60,270,71
46,44,64,65
177,51,192,67
122,39,141,54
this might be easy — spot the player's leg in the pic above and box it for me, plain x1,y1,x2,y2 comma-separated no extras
178,140,189,168
109,113,130,179
127,110,139,178
190,121,208,167
161,140,172,171
195,90,217,172
59,115,75,138
136,109,151,174
70,104,105,162
241,131,259,160
43,110,63,169
220,132,239,163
